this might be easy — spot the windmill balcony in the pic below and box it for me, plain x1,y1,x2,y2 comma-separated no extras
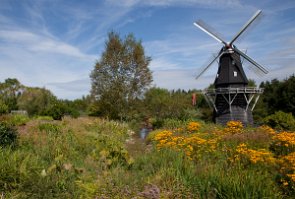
202,87,264,125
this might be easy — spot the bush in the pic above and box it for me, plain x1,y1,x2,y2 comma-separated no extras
45,102,67,120
263,111,295,131
0,100,8,115
0,122,18,148
162,118,187,129
8,114,30,126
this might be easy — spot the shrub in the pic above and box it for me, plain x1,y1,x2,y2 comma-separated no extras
44,102,67,120
0,100,8,115
263,111,295,131
8,114,30,126
0,122,18,148
162,118,186,129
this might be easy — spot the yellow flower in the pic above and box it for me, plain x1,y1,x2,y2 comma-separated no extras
287,174,295,182
187,121,201,132
223,120,243,134
232,143,275,165
283,181,289,186
258,125,276,135
273,132,295,146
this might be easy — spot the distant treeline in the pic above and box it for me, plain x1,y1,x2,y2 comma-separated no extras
254,75,295,122
0,75,294,126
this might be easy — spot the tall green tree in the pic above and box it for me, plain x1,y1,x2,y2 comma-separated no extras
143,87,200,121
17,87,56,116
90,32,152,120
0,78,22,111
253,75,295,122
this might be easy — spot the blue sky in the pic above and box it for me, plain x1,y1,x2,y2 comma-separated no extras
0,0,294,99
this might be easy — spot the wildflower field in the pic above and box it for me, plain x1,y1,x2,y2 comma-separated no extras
0,116,295,198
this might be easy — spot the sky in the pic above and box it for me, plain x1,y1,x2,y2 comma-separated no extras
0,0,294,99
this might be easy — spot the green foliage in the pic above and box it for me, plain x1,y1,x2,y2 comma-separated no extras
1,117,291,198
44,101,68,120
38,123,62,134
17,87,57,116
264,111,295,131
0,78,22,112
93,134,132,168
35,116,54,121
162,118,187,129
194,164,281,199
7,114,30,126
0,122,18,148
248,79,257,87
0,99,9,115
143,88,198,123
90,31,152,120
0,122,81,198
260,75,295,116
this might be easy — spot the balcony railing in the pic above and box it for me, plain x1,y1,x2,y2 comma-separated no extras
204,87,263,95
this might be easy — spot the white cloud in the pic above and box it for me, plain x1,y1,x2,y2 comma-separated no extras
106,0,243,8
0,30,95,59
46,78,91,99
153,69,214,90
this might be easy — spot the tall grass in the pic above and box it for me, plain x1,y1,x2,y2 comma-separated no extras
0,117,292,198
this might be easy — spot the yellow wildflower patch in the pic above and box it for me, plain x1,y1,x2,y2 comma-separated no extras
258,125,276,135
223,120,243,135
152,129,216,160
277,152,295,191
231,143,276,165
273,132,295,147
186,121,201,132
271,132,295,156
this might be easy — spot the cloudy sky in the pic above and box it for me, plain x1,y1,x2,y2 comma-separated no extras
0,0,294,99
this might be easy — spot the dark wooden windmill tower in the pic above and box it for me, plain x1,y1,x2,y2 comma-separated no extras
194,10,268,125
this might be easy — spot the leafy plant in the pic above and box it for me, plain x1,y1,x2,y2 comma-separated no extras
263,111,295,131
8,114,30,126
0,100,8,115
0,122,18,148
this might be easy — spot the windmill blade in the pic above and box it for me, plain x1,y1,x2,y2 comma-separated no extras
229,10,262,45
240,48,247,64
194,20,227,46
246,62,265,77
196,50,223,80
241,49,265,77
234,47,268,74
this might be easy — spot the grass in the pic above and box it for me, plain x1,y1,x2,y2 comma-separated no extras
0,116,294,198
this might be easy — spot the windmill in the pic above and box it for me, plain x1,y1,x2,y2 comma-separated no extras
194,10,268,125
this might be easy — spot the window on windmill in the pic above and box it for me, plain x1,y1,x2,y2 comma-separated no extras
233,71,238,77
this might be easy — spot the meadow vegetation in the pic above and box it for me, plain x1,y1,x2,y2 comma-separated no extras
0,115,294,198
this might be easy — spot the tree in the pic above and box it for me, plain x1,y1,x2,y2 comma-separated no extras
253,75,295,123
90,32,152,120
0,78,22,111
17,87,56,116
143,87,200,123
